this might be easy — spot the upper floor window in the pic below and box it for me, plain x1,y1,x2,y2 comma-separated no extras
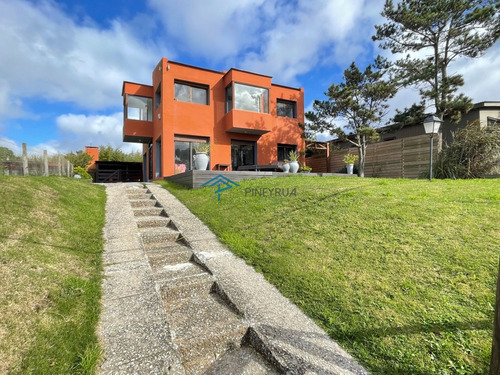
277,99,297,118
226,83,269,114
155,84,161,111
174,81,209,105
126,95,152,121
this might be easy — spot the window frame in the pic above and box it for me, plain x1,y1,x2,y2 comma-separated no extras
226,82,270,114
277,99,297,119
126,95,153,121
174,80,209,105
277,143,297,162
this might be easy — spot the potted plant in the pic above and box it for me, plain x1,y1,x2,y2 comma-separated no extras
288,150,300,173
299,165,312,173
282,159,290,173
193,143,210,170
343,153,358,175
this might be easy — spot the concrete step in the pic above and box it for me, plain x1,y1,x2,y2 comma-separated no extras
148,248,193,271
154,261,208,284
175,326,248,375
140,227,180,244
129,199,158,208
136,216,171,229
126,191,152,199
158,273,214,302
132,207,166,217
202,345,279,375
166,292,244,338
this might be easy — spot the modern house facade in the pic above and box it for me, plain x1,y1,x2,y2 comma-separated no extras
122,58,305,180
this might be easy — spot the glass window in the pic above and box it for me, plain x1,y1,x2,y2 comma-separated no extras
277,144,297,161
174,136,209,173
277,99,296,118
127,95,152,121
225,84,233,113
233,83,269,113
155,137,161,178
231,140,255,170
155,85,161,111
174,81,208,105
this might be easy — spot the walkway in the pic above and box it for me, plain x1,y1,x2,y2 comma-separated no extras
98,183,368,375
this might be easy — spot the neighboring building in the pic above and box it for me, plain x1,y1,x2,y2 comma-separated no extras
379,101,500,145
122,58,305,180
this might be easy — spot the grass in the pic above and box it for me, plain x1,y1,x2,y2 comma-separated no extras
159,176,500,374
0,175,106,375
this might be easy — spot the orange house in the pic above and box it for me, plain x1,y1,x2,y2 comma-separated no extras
122,58,305,180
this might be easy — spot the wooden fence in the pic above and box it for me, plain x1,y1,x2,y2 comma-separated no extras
1,143,73,177
306,134,440,178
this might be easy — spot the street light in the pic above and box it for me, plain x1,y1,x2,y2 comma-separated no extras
423,115,443,181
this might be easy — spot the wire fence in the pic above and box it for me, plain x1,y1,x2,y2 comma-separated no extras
1,143,73,177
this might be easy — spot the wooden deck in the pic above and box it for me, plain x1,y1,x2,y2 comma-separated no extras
164,170,351,189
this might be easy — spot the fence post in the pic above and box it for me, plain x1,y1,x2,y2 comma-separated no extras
22,143,28,176
58,154,62,176
326,141,330,173
43,150,48,176
67,160,71,177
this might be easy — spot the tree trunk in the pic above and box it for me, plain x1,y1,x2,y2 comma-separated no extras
490,256,500,374
358,137,366,178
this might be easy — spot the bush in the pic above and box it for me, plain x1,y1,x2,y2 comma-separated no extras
433,120,500,179
73,166,92,180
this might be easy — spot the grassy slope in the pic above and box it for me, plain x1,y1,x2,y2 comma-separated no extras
0,176,106,375
160,176,500,375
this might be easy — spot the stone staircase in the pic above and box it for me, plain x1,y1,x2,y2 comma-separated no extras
125,186,279,375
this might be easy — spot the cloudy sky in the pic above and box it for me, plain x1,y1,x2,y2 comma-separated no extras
0,0,499,155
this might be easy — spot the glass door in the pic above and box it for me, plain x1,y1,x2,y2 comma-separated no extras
231,140,255,171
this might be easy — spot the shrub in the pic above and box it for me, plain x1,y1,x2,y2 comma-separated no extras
73,166,92,180
434,120,500,179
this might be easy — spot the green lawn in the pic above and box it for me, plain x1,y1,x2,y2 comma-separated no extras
160,176,500,375
0,176,106,375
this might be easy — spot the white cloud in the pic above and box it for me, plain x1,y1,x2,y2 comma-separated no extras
149,0,385,85
56,112,142,153
0,0,165,115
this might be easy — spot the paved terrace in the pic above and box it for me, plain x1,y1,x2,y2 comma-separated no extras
98,182,368,374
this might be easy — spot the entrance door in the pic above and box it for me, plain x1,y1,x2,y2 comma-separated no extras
231,140,255,171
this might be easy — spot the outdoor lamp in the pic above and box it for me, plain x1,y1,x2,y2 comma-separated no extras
423,115,443,181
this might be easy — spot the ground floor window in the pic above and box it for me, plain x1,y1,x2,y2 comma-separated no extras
155,137,161,178
277,144,297,161
174,135,209,173
231,140,255,171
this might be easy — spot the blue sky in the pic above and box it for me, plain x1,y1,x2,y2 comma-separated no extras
1,0,499,156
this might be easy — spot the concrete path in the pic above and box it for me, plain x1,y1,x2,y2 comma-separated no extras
98,183,369,375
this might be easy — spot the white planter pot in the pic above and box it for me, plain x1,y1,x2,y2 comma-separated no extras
194,152,209,170
289,161,299,173
346,163,354,175
282,163,290,173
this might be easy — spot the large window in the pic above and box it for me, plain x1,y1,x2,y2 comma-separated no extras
226,83,269,114
127,95,152,121
174,136,209,173
174,81,208,105
231,140,255,170
277,99,297,118
277,144,297,161
155,137,161,179
155,84,161,111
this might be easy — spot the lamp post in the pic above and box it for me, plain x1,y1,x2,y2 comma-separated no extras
423,115,443,181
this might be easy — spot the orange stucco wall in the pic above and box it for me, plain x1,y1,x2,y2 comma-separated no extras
84,146,99,167
123,58,305,179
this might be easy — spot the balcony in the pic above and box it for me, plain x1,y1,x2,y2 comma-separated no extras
123,94,153,143
123,119,153,143
224,110,272,135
